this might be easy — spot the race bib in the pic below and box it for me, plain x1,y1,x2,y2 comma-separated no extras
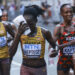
0,36,7,47
63,45,75,55
23,44,41,58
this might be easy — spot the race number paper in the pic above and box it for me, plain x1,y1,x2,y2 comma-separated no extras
63,46,75,55
23,44,41,58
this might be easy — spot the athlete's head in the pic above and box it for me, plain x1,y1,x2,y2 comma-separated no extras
1,10,8,21
23,5,44,30
60,4,73,22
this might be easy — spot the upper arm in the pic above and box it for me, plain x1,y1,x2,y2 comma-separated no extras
42,28,56,48
53,25,61,42
5,24,15,38
41,28,54,43
11,24,17,32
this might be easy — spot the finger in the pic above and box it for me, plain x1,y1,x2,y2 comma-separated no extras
50,55,56,57
50,53,57,57
19,21,25,29
50,54,57,57
20,21,24,25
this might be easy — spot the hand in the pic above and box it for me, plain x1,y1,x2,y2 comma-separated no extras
49,50,58,57
17,21,28,36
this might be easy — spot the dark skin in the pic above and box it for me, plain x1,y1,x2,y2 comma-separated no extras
0,21,15,75
1,11,17,44
9,15,56,75
4,23,15,38
4,23,15,44
1,11,17,32
0,12,15,75
50,5,74,57
49,5,75,75
9,14,56,58
9,14,56,75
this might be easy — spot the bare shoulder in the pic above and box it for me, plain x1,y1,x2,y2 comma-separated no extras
55,24,61,28
40,27,50,34
54,24,61,31
40,27,52,39
53,24,62,36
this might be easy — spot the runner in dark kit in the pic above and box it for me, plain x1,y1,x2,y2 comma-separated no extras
50,4,75,75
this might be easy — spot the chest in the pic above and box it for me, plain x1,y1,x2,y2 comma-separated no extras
21,35,44,44
58,25,75,43
61,25,75,34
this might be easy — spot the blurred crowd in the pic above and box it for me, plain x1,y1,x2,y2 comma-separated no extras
0,2,54,25
0,1,75,25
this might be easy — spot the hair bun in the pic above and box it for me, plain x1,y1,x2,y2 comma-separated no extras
31,5,44,15
24,5,44,18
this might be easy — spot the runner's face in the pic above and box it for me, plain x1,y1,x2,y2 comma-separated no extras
61,5,73,22
1,12,8,21
24,15,37,31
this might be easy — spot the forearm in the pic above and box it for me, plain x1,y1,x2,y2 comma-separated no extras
46,31,56,49
48,36,57,49
59,40,75,48
9,33,21,58
50,40,56,49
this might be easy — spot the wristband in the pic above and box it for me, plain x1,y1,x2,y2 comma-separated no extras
55,46,59,53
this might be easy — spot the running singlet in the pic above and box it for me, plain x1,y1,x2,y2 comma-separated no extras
57,23,75,71
0,22,9,58
20,27,45,59
58,24,75,56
